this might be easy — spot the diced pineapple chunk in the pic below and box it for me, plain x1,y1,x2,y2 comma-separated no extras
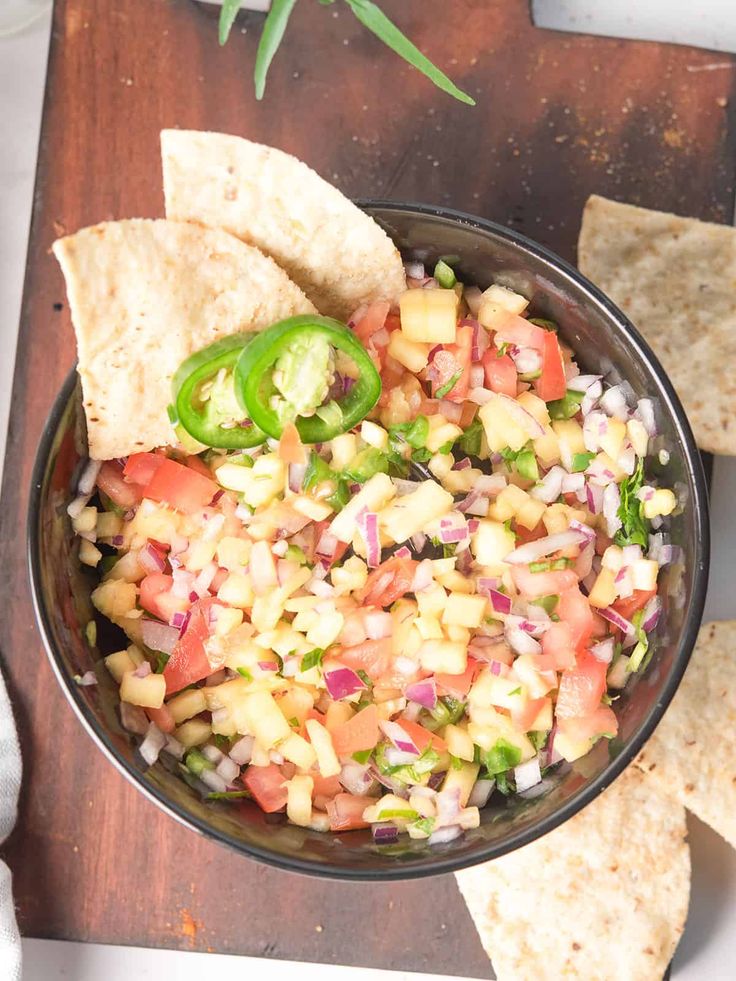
280,732,317,771
387,331,432,372
641,488,676,519
324,701,354,732
380,480,454,544
214,463,254,494
478,285,529,328
415,614,444,640
330,433,358,470
418,639,467,674
528,698,553,732
329,472,395,543
217,573,254,610
173,718,212,748
533,426,561,467
306,610,344,649
588,567,618,609
216,536,251,571
305,719,341,777
120,670,166,709
105,649,136,683
106,551,144,583
168,688,207,724
359,420,387,450
512,655,556,699
441,468,482,494
626,418,649,457
479,395,529,453
331,556,368,595
471,520,516,568
554,730,593,763
73,506,97,535
517,391,550,426
240,691,292,748
286,774,314,827
276,686,315,725
96,511,122,539
251,593,284,632
487,484,529,521
213,606,244,637
292,495,333,521
631,559,659,591
399,287,459,343
242,454,286,509
445,724,475,762
428,452,454,481
515,497,547,531
92,579,137,619
442,592,488,629
552,419,586,456
79,540,102,568
425,416,463,453
441,762,480,806
543,503,586,535
599,419,627,461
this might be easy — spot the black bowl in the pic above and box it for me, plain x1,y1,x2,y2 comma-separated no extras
28,203,709,879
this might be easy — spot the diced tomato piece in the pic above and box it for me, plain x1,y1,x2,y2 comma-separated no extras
311,772,342,799
331,704,380,757
555,650,608,719
357,556,418,607
435,657,478,698
123,452,165,487
493,313,546,351
512,519,547,545
557,586,595,650
243,763,288,813
482,350,517,397
139,573,174,620
395,719,447,755
185,454,215,479
340,639,393,682
326,793,372,831
146,704,175,734
511,696,548,733
459,401,478,428
511,565,579,599
557,704,618,742
97,460,145,510
431,323,472,402
353,300,390,344
540,622,577,671
613,589,657,622
278,422,307,465
163,598,219,695
144,458,218,514
534,331,567,402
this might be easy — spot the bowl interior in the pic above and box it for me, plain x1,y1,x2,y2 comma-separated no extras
29,204,709,879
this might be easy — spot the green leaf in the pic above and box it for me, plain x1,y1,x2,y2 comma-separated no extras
528,730,548,753
343,447,390,483
254,0,299,100
450,754,464,771
627,609,651,673
301,647,325,672
379,808,420,821
237,666,253,682
435,369,463,399
343,1,476,105
219,0,242,45
615,458,649,548
457,417,483,457
571,451,595,473
516,448,539,482
494,769,513,795
411,816,436,836
154,651,170,674
389,415,429,450
303,449,332,491
483,738,522,775
528,317,558,332
547,389,584,420
352,748,372,764
529,594,559,615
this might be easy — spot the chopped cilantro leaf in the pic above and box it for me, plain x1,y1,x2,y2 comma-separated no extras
483,738,522,775
435,369,463,399
237,667,253,682
615,458,649,548
571,451,595,473
301,647,325,672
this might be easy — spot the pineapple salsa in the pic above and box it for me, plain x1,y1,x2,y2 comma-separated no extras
73,262,677,845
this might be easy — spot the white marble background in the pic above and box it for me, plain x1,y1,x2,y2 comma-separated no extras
2,2,735,978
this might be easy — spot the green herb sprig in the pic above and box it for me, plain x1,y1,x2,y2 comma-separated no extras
219,0,475,105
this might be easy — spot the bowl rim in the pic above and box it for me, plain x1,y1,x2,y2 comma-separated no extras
28,201,710,880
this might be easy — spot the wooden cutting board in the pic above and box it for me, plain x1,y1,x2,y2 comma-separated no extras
1,0,733,975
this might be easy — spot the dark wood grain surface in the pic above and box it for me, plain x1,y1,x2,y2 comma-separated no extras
1,0,734,973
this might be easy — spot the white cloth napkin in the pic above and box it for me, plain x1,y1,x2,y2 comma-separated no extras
0,669,21,980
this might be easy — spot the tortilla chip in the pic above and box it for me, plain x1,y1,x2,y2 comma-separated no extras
53,219,315,460
635,620,736,848
455,765,689,981
578,195,736,455
161,130,406,322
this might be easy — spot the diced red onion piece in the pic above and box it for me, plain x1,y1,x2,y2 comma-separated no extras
561,471,586,494
404,260,425,279
599,606,635,634
201,769,228,794
141,619,179,655
439,400,463,424
489,589,512,614
599,384,629,420
581,378,603,417
530,466,565,503
139,722,166,766
453,457,472,471
468,387,494,405
120,702,149,735
193,561,218,597
356,510,381,568
641,595,662,632
410,559,434,592
340,761,375,796
469,364,485,389
372,823,400,843
380,719,419,755
586,481,603,514
394,545,411,559
288,463,306,494
429,825,462,845
514,757,542,793
76,670,97,686
164,734,185,760
590,637,616,663
467,778,495,808
506,625,542,655
216,756,240,784
133,661,152,679
506,529,588,565
511,346,542,375
405,678,437,709
324,666,367,700
602,483,622,538
636,398,657,436
364,610,393,640
229,735,254,766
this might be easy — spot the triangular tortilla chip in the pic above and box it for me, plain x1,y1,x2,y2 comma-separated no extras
161,130,406,322
578,195,736,455
456,765,689,981
636,620,736,848
53,219,315,460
